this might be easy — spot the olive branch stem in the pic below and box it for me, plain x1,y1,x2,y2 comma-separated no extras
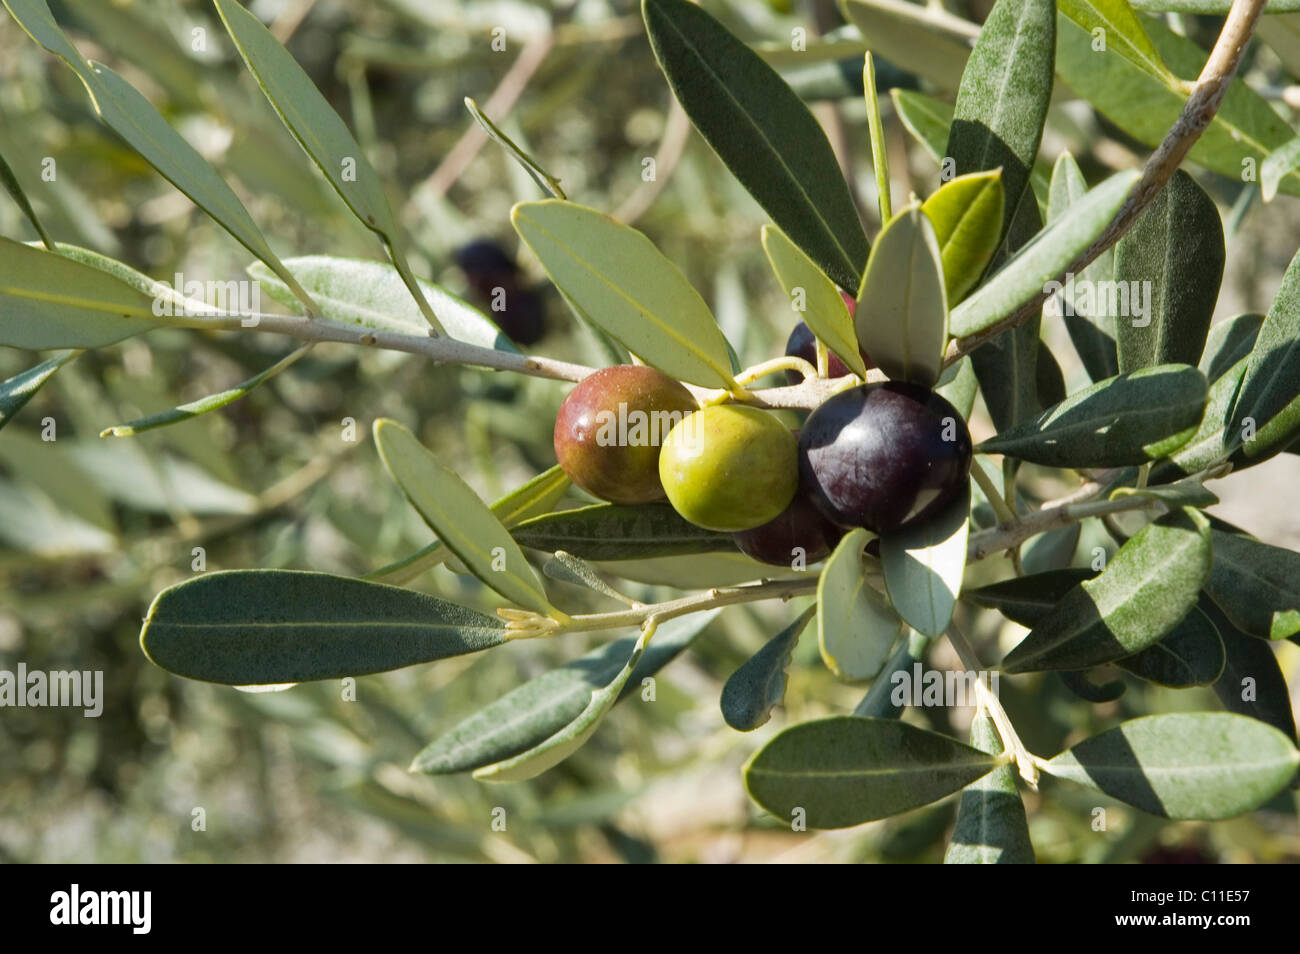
944,0,1269,364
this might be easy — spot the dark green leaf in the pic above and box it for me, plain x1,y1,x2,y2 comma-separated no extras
943,713,1034,864
141,570,505,685
412,611,718,774
721,606,816,731
0,351,76,432
1115,606,1225,687
944,0,1055,241
1001,508,1212,672
511,503,734,560
1204,529,1300,640
643,0,869,289
855,630,930,719
966,567,1097,627
0,147,53,248
1203,598,1298,743
842,0,978,92
744,716,1000,829
1201,313,1263,382
1113,171,1223,372
1230,246,1300,462
977,364,1207,467
1043,712,1300,819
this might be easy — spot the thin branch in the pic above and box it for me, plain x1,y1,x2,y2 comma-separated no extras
945,0,1268,363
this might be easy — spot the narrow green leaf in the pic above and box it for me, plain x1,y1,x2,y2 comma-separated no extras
1113,171,1223,372
0,236,161,348
1152,354,1248,480
464,96,565,199
1262,137,1300,203
100,345,311,437
413,611,718,774
854,630,930,719
1131,0,1300,11
864,52,891,223
1046,152,1119,382
1203,599,1298,743
643,0,869,290
744,716,1000,829
0,147,54,248
1044,713,1300,819
0,351,76,432
951,171,1139,339
944,0,1054,240
1201,313,1263,382
542,552,631,604
1230,246,1300,462
1001,508,1213,672
1059,0,1177,83
1115,606,1225,688
892,89,954,164
881,486,970,638
855,203,948,388
977,364,1207,467
511,503,734,560
140,570,505,685
1204,529,1300,640
943,713,1034,864
1109,482,1219,509
512,199,735,388
842,0,978,92
921,171,1005,304
966,567,1100,627
367,466,571,586
373,419,557,616
247,256,516,351
818,528,901,680
211,0,441,331
761,225,865,377
721,605,816,731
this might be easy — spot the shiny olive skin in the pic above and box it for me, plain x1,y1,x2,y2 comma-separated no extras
554,365,698,505
783,318,874,385
732,490,845,566
798,382,972,534
659,406,798,532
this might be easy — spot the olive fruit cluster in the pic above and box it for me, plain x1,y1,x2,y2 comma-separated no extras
552,344,971,567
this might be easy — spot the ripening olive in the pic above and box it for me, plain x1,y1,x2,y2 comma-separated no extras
554,365,698,505
783,319,874,385
659,406,798,532
798,382,972,534
732,489,845,566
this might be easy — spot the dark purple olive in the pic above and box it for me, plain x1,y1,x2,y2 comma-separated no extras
454,238,546,344
783,319,874,385
732,490,845,566
798,382,971,534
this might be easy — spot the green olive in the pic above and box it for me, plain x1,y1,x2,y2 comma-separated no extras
658,405,798,532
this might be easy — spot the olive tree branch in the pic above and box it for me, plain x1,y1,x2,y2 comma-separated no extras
944,0,1269,364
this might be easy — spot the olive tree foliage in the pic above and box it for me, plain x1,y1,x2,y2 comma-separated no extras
2,0,1300,863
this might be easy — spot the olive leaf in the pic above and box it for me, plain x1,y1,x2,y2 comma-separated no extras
944,0,1054,242
841,0,978,92
892,89,954,164
542,552,632,605
369,466,571,586
1131,0,1300,11
1229,245,1300,463
761,225,865,377
248,256,516,351
920,171,1005,304
413,611,719,774
1203,530,1300,640
720,605,817,732
818,529,901,681
943,713,1034,864
373,419,558,616
880,485,970,638
1,0,318,313
140,570,506,685
0,146,53,248
977,364,1207,467
854,631,930,719
1202,599,1298,743
0,237,162,349
510,503,734,560
1113,171,1223,373
1152,355,1248,480
966,567,1098,627
0,352,77,433
211,0,441,332
1261,136,1300,203
744,716,1001,829
512,200,736,388
854,204,948,388
643,0,869,290
951,171,1139,339
1059,0,1177,84
1001,508,1213,673
1114,606,1225,688
1200,312,1263,382
1046,152,1119,382
1043,713,1300,819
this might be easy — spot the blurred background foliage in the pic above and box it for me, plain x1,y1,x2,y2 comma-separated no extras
0,0,1297,863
